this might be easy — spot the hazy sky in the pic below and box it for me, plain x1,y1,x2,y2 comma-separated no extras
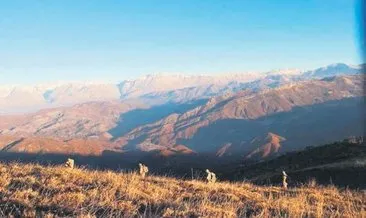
0,0,363,85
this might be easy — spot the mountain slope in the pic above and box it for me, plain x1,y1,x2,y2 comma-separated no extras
245,133,286,159
0,100,147,139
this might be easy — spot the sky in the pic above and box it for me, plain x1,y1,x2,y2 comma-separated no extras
0,0,363,85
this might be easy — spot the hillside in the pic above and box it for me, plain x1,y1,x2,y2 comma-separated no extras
226,140,366,188
0,162,364,217
0,135,119,155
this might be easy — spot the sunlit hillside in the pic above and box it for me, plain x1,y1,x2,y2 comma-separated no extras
0,163,364,217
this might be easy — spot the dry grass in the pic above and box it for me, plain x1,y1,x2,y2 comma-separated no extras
0,162,364,217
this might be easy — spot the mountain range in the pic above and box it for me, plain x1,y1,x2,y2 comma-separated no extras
0,63,364,161
119,75,364,156
0,63,361,114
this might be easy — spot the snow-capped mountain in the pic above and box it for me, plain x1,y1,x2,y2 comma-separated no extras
299,63,362,79
0,63,362,114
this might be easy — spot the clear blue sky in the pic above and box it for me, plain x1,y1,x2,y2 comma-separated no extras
0,0,363,85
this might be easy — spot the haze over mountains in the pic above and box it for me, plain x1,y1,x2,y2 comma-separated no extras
0,63,364,160
0,63,361,114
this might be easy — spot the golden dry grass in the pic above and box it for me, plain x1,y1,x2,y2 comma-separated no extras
0,162,364,217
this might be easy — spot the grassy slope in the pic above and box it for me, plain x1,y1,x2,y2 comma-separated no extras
227,142,366,188
0,163,364,217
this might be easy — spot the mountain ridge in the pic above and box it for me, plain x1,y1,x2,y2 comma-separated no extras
118,75,364,157
0,63,362,114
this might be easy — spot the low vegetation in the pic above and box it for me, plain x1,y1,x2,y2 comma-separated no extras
229,141,366,188
0,162,364,217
